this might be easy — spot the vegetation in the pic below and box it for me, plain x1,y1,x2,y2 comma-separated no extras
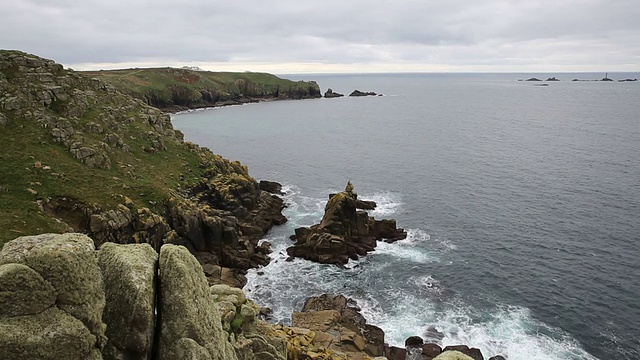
83,67,321,110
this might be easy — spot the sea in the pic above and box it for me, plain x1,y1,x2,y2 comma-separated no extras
172,73,640,360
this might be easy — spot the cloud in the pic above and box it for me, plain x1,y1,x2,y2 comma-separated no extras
1,0,639,72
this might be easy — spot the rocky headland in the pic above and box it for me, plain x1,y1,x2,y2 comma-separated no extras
83,67,322,112
0,50,507,359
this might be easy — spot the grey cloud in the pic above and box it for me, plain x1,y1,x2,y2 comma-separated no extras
1,0,638,71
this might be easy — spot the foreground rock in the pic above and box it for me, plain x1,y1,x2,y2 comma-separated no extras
288,182,407,264
158,244,237,360
0,233,105,360
98,242,157,360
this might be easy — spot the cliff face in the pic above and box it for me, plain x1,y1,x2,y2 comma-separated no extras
0,50,285,287
82,67,322,111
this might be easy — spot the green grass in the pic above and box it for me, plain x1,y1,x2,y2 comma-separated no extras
83,67,320,108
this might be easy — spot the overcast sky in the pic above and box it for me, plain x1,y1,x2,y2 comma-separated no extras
1,0,639,73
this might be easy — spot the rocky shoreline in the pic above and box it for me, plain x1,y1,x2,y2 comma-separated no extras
0,50,506,359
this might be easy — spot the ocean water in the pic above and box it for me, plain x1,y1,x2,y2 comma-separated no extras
172,73,640,360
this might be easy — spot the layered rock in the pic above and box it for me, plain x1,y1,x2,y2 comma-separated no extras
291,294,386,358
287,182,407,264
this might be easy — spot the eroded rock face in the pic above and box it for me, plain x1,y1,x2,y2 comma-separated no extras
158,244,238,360
287,183,407,264
98,243,157,360
291,294,386,358
0,233,106,360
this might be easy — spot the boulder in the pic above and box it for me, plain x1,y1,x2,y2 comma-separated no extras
524,78,542,81
258,180,284,195
158,244,237,360
488,356,507,360
98,242,158,360
434,351,475,360
423,343,443,358
442,345,484,360
324,88,344,98
405,336,424,347
287,182,406,264
0,234,106,352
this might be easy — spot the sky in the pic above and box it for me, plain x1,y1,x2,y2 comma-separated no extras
1,0,639,73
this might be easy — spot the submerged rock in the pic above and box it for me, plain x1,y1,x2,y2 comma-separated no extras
287,182,407,264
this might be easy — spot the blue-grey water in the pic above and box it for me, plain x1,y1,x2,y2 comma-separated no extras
172,73,640,360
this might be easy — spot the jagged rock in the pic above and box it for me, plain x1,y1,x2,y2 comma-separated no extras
259,180,284,195
158,244,237,360
324,88,344,98
0,233,106,359
98,243,157,360
287,183,406,264
292,294,385,357
546,77,559,81
442,345,484,360
349,90,377,97
434,351,475,360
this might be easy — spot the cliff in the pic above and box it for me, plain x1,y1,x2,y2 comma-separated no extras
0,49,286,287
82,67,322,111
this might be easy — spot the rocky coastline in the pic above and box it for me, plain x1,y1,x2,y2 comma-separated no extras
0,50,507,359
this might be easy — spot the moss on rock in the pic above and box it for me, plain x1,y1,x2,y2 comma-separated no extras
98,242,157,360
0,233,106,348
158,244,237,360
0,263,57,317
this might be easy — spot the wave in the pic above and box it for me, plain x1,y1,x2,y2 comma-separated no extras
244,183,599,360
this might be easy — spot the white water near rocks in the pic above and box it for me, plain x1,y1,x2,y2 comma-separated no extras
243,185,597,360
173,73,640,360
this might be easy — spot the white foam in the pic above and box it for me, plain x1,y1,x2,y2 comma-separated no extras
364,191,402,217
245,184,598,360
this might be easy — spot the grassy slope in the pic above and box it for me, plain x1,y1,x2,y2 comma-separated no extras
0,51,250,246
83,67,319,108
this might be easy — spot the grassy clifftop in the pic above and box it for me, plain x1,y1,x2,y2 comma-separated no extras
83,67,321,111
0,50,263,247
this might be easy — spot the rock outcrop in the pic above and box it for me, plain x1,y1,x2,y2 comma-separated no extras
324,88,344,98
287,182,407,264
349,90,377,97
292,294,386,358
